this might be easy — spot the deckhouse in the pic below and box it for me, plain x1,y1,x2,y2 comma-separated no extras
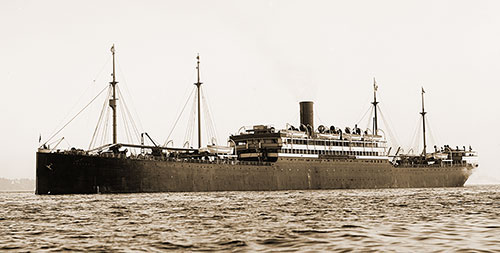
230,102,388,162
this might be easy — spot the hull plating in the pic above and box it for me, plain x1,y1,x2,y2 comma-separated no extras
36,152,474,194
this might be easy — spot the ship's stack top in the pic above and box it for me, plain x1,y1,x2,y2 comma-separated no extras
299,101,314,136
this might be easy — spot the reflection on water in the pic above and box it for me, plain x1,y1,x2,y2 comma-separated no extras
1,185,499,251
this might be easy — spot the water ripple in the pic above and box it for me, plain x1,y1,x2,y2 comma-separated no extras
0,185,499,251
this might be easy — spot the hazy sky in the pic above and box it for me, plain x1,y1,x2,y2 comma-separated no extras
1,0,499,184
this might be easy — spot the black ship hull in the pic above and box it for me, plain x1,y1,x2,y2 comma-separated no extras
36,152,475,194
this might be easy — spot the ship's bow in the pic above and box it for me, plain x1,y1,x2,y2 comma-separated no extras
36,152,51,194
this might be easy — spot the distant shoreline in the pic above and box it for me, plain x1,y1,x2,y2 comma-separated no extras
0,190,34,193
0,178,35,192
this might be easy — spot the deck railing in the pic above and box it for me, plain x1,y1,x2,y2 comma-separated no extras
57,150,272,166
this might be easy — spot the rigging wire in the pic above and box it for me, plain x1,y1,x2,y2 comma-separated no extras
116,61,144,132
203,87,218,142
64,138,72,149
42,85,108,147
425,116,440,148
202,101,216,145
356,106,372,128
377,105,401,149
409,116,422,155
117,86,141,144
118,95,132,144
47,57,111,144
46,137,64,147
85,84,143,150
356,106,372,126
314,107,326,127
202,100,212,144
46,83,95,143
89,86,112,149
163,69,198,147
93,56,112,84
101,103,111,147
365,107,374,131
164,87,196,146
201,87,219,145
184,91,198,147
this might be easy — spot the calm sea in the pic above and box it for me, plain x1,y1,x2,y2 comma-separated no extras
1,185,499,252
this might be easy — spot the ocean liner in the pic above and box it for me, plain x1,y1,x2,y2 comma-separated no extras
36,47,478,194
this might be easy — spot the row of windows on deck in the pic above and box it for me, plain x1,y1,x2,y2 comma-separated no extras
280,149,379,156
286,139,379,147
236,138,380,147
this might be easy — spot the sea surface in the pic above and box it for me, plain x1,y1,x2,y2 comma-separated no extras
1,185,499,252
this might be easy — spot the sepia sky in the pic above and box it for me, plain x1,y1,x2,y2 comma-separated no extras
1,0,499,184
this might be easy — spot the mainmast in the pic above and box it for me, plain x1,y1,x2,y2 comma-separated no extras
194,54,203,149
372,78,379,135
110,44,118,144
420,87,427,156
